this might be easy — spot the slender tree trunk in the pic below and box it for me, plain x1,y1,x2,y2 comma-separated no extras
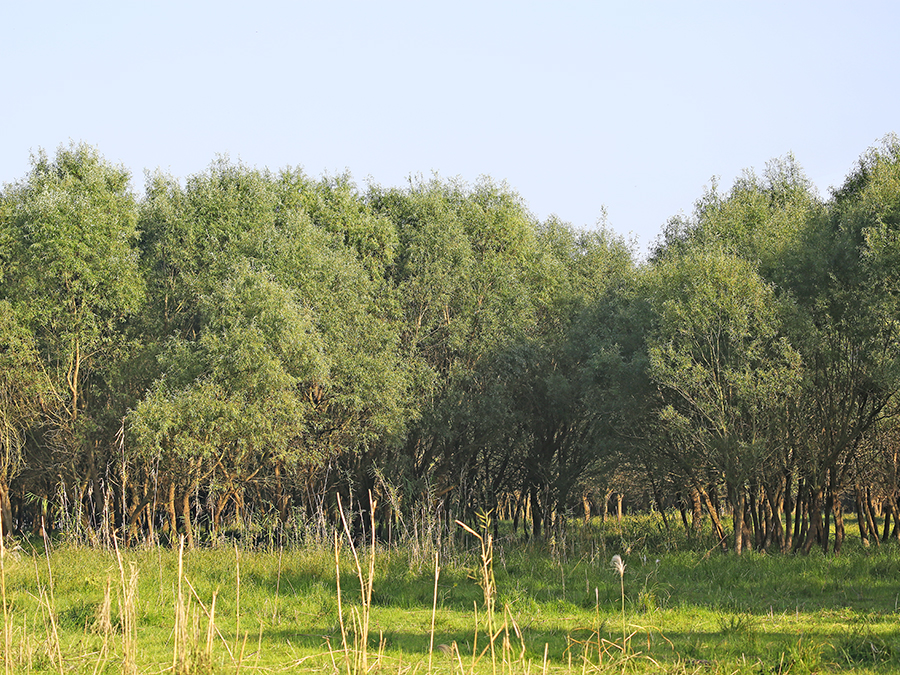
213,491,232,536
677,492,691,536
0,476,13,537
802,488,824,555
783,471,793,552
731,485,745,556
793,481,807,552
166,482,177,543
829,468,844,554
822,487,833,554
865,487,880,547
531,485,542,539
698,485,727,547
181,487,195,550
882,496,894,543
275,461,290,525
763,481,785,552
748,485,762,549
512,490,524,535
832,495,845,554
892,494,900,541
690,487,703,536
856,486,870,547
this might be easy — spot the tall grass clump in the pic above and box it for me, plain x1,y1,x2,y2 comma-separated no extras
0,533,10,675
611,554,626,649
335,494,378,675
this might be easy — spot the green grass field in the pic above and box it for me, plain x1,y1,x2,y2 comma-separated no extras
1,515,899,674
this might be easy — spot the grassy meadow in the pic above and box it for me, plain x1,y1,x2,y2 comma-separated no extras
1,514,899,674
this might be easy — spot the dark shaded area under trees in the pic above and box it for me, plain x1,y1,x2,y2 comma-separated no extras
2,136,900,554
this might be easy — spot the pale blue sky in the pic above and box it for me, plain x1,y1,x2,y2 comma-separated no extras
2,2,898,253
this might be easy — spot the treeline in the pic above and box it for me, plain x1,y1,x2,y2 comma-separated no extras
1,138,899,554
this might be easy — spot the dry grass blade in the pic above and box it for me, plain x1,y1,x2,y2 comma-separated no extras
428,551,440,673
611,554,627,651
0,532,9,675
40,540,64,675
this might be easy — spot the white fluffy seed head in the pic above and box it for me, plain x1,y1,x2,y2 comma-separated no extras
610,554,625,576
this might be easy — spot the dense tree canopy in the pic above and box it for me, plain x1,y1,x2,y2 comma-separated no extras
1,137,899,552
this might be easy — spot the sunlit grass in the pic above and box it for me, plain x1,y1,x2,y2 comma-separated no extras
0,514,898,673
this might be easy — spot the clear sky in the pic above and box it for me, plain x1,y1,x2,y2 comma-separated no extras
2,2,898,254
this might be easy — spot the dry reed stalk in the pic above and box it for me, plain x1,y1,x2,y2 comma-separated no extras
91,576,112,675
334,531,351,675
456,512,497,675
594,586,601,664
234,542,241,658
0,532,9,675
273,542,283,623
235,631,248,674
173,535,185,673
324,636,339,675
183,576,234,664
505,606,527,666
452,641,465,675
114,539,138,675
428,551,440,673
336,492,377,675
611,554,626,651
39,541,64,675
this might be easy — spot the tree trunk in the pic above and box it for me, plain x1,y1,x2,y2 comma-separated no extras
832,495,845,554
783,471,793,552
677,492,691,536
166,482,177,542
864,487,880,547
892,494,900,541
732,486,745,556
793,480,807,552
763,481,785,552
698,484,727,547
856,486,870,547
275,461,290,525
0,476,13,537
802,488,824,555
882,497,894,543
690,487,703,536
181,489,194,549
748,485,763,549
531,485,543,539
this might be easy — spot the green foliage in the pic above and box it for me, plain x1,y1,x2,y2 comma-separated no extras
0,143,145,532
0,301,50,480
2,136,900,561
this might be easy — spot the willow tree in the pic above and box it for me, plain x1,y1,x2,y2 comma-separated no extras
793,134,900,554
131,161,410,543
0,303,51,533
0,143,144,530
366,177,546,521
647,247,802,554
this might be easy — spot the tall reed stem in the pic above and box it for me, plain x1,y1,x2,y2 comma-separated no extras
611,554,626,650
0,532,8,675
428,551,440,673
